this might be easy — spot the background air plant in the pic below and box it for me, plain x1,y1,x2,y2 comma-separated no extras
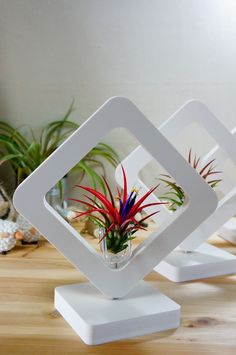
71,166,164,254
0,102,119,196
159,149,222,212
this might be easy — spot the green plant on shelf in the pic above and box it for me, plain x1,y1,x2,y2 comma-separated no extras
0,101,119,199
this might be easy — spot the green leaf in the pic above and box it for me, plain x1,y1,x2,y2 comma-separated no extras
88,149,117,167
88,216,105,228
0,153,23,164
77,160,107,195
159,178,185,200
97,143,119,162
159,196,183,206
39,99,78,154
57,179,63,206
0,102,119,190
0,122,30,149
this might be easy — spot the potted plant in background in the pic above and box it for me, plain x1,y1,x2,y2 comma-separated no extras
0,101,119,244
159,148,222,212
71,166,165,269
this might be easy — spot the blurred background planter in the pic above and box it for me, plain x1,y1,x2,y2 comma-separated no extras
46,175,68,212
0,102,119,250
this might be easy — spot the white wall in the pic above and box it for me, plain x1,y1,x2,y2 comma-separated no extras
0,0,236,191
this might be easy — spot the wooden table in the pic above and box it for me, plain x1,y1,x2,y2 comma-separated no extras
0,223,236,354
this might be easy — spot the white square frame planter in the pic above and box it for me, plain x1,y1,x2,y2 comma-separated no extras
219,218,236,244
54,281,180,345
116,100,236,282
216,127,236,244
13,97,217,344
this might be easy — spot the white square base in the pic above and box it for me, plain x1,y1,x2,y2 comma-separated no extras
218,218,236,245
55,281,180,345
154,243,236,282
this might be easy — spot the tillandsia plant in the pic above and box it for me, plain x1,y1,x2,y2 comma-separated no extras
0,101,119,197
71,166,165,260
159,148,222,212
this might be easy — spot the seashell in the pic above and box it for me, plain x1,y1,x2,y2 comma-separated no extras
0,220,18,253
16,214,41,244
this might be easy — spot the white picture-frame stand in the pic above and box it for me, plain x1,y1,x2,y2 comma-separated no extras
13,98,217,344
116,100,236,282
217,127,236,244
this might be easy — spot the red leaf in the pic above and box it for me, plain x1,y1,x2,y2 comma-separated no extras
193,156,200,169
188,148,192,164
202,170,222,179
117,187,121,198
76,185,121,224
98,223,115,243
75,208,114,221
68,198,95,210
83,194,101,209
121,217,138,230
102,176,115,207
121,164,127,204
138,211,159,224
135,201,167,214
199,159,215,176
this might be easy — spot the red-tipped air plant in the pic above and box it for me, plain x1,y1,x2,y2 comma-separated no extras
70,165,165,254
188,149,222,187
159,148,222,212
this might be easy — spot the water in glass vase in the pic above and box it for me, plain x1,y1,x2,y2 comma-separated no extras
99,227,132,269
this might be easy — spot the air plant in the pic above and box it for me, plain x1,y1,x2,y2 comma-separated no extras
0,101,119,197
158,176,185,212
159,149,222,212
71,166,165,255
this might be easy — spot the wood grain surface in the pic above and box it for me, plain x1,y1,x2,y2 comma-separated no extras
0,221,236,355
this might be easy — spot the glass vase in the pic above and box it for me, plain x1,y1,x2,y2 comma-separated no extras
46,176,68,212
99,228,132,269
